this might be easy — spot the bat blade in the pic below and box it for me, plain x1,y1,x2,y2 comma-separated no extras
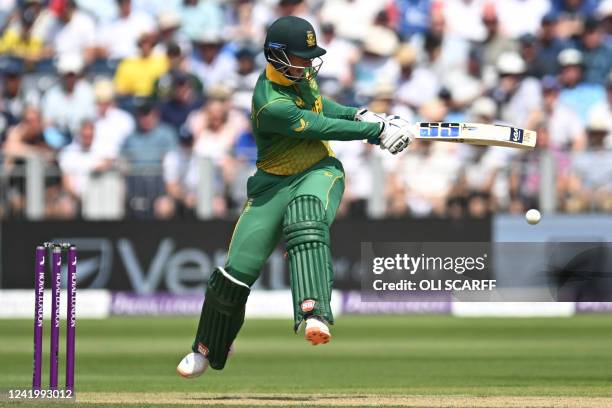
413,122,537,149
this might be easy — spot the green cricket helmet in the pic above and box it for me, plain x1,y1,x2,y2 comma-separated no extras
264,16,326,82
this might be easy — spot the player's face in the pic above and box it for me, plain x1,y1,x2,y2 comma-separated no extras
287,54,312,78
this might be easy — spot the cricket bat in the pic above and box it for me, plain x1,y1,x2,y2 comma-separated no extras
412,122,537,149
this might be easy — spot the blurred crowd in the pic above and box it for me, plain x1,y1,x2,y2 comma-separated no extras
0,0,610,220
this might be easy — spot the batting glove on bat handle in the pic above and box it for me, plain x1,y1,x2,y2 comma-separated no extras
354,108,388,125
379,116,414,154
356,109,388,146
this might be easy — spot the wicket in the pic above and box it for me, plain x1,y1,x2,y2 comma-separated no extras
32,243,77,393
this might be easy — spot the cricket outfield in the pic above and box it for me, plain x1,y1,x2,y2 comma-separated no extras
1,315,612,408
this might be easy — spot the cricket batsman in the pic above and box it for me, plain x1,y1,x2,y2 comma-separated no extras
177,16,414,378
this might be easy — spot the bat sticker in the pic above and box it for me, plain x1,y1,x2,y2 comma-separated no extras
510,127,524,143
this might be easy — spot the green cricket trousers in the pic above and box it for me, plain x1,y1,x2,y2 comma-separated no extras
225,155,345,286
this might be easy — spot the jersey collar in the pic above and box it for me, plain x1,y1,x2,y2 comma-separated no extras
266,64,294,87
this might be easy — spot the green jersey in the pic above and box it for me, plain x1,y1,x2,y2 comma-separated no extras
250,64,381,176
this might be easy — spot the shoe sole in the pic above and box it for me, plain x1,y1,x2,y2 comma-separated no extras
176,366,202,379
305,327,331,345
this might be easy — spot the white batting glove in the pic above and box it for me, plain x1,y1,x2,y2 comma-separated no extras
378,115,414,154
354,108,387,128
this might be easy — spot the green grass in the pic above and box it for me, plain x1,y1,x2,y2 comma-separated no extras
1,315,612,406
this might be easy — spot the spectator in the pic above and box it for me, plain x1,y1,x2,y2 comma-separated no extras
3,105,50,160
187,85,248,166
41,54,95,148
121,101,177,218
518,34,541,78
59,119,110,215
155,43,203,101
276,0,320,34
155,10,191,57
394,140,462,217
121,101,177,168
489,52,542,128
369,81,412,121
557,48,606,123
532,12,569,77
230,47,260,112
530,76,586,150
393,44,438,111
441,80,481,123
354,26,400,102
552,0,600,38
90,79,135,160
188,31,237,90
0,0,15,27
458,98,514,211
225,0,273,46
233,127,257,165
159,71,204,131
442,0,486,42
579,17,612,85
585,109,612,147
160,126,199,219
470,95,498,123
42,0,95,63
466,191,493,217
96,0,155,60
565,109,612,212
588,72,612,147
0,0,606,220
319,0,383,41
178,0,225,41
476,6,519,69
317,23,359,98
445,46,488,101
392,0,432,39
495,0,551,39
75,0,117,24
330,136,373,218
410,9,470,83
598,0,612,44
0,58,39,121
114,32,169,98
2,106,60,216
0,0,44,61
390,99,463,217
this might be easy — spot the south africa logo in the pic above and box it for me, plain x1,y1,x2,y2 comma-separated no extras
306,31,316,47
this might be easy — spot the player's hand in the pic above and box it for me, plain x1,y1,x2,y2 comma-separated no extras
355,108,387,127
356,109,388,145
378,115,414,154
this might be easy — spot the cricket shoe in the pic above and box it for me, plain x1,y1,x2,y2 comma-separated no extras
305,317,331,345
176,352,208,378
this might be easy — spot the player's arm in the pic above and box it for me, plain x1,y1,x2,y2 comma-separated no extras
321,97,358,120
258,98,381,142
321,98,391,133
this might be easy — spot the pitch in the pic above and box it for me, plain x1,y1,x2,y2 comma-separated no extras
2,315,612,407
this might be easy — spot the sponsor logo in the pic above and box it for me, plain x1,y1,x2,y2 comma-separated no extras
306,31,316,47
510,127,524,143
197,343,209,357
419,122,460,137
301,299,316,312
293,118,308,132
